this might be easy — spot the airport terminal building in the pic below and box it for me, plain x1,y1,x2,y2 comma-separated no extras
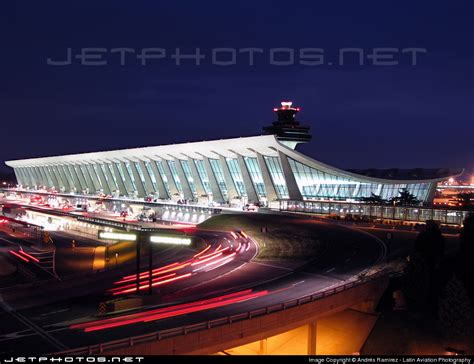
5,102,460,207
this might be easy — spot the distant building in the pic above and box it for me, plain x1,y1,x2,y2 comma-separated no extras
5,102,462,206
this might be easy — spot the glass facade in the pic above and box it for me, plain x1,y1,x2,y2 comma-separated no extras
124,162,137,191
115,163,131,192
144,161,158,191
194,159,212,195
180,160,197,197
11,141,440,205
209,159,228,199
288,158,431,202
105,164,119,190
133,162,147,190
244,157,267,198
155,160,171,196
91,164,104,190
226,158,247,197
167,160,183,194
264,156,289,199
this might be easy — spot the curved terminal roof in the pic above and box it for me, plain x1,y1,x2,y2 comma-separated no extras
5,135,461,185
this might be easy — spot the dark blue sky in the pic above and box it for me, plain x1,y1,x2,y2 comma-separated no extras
2,1,473,176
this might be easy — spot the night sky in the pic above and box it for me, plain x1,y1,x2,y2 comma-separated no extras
2,2,473,177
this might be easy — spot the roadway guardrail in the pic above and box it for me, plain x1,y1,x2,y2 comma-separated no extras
53,269,391,355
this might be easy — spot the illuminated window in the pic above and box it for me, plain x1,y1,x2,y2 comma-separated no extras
155,160,172,196
194,159,212,195
133,162,147,189
124,162,137,191
244,157,266,197
226,158,246,197
167,160,183,194
144,161,158,191
180,160,197,197
209,159,228,198
264,156,289,199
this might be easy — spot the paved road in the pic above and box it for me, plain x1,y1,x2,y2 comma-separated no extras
0,217,386,355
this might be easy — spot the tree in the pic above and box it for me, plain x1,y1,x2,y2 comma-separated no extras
414,220,445,269
438,274,474,339
390,188,420,206
403,252,432,311
458,213,474,300
361,193,387,205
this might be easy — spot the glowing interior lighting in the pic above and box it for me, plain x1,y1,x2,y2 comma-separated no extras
98,231,137,241
150,235,191,245
9,250,29,263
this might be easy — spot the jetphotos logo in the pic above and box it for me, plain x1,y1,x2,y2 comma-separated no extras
46,47,427,67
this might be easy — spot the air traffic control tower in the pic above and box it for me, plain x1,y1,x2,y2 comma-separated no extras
262,101,312,149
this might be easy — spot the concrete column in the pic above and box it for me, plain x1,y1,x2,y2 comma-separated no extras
53,165,70,192
40,166,53,188
112,163,128,195
26,167,37,187
256,153,278,202
18,168,28,187
160,159,181,197
278,151,303,201
173,158,194,200
79,164,96,193
13,168,24,186
102,163,119,194
237,155,259,203
86,164,103,192
259,339,268,355
187,158,207,198
18,168,29,187
307,321,317,355
128,160,147,198
21,167,34,187
40,166,57,189
203,157,224,202
95,163,112,194
138,160,156,195
52,165,65,190
46,165,61,190
70,164,87,192
58,165,74,192
24,167,38,187
148,159,170,199
119,161,135,194
218,156,239,200
33,167,45,187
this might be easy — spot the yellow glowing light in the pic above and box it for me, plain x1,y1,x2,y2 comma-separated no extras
149,235,192,245
98,231,137,241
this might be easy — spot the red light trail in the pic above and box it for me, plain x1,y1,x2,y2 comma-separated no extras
70,289,268,332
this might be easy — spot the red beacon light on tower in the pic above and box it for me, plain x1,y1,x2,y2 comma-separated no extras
263,100,311,148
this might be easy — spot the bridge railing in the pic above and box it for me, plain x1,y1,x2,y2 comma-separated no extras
54,269,391,355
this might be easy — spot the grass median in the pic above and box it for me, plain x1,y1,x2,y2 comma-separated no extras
198,213,328,261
